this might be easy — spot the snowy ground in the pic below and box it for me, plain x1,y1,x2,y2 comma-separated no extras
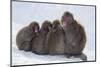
12,1,96,66
12,39,95,66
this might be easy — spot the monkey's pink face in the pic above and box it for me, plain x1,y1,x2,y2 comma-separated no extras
32,26,39,33
62,16,73,27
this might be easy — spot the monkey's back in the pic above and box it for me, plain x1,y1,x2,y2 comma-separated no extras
64,22,86,55
16,27,34,49
32,31,48,54
48,28,65,55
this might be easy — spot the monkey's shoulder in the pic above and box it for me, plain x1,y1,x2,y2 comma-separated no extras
17,26,33,40
66,22,82,32
17,26,29,35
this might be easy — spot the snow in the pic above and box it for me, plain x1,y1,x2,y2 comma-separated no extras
12,42,95,66
12,1,96,66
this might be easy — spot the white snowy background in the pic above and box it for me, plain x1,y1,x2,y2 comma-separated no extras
12,1,96,66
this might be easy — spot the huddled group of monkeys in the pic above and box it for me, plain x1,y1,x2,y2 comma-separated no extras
16,11,87,61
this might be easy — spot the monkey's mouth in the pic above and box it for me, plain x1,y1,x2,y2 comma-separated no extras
32,27,38,33
35,30,38,33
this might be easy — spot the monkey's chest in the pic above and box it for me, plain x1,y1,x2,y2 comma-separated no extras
64,26,79,42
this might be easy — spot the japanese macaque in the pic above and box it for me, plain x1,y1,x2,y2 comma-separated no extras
61,11,87,61
16,21,39,51
31,20,52,55
47,20,65,55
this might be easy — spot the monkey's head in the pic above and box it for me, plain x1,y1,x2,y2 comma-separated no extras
41,20,52,32
52,20,61,29
29,21,40,33
61,11,74,27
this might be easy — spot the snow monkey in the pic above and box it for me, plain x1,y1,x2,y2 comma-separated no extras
61,11,87,61
16,21,39,51
31,20,52,55
47,20,65,55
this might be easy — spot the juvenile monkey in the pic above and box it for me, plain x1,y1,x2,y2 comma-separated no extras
31,20,52,55
61,11,87,61
16,21,39,51
47,20,65,55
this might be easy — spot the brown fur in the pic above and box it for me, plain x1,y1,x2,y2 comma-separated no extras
16,21,39,51
61,12,87,61
47,20,65,55
31,20,52,55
